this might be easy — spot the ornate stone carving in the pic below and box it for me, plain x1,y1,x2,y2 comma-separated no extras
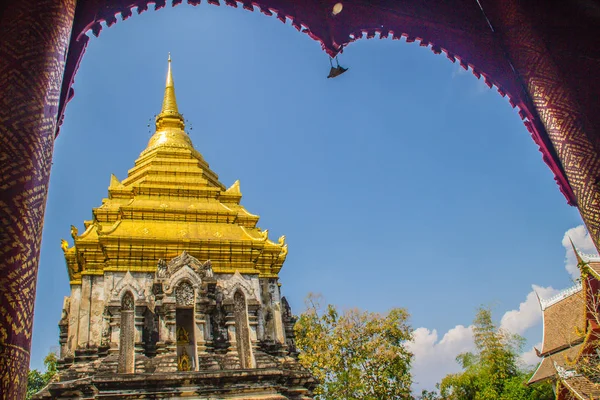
210,287,229,350
178,348,192,371
175,281,195,306
156,259,167,279
112,271,145,302
218,271,257,301
164,251,213,279
60,297,70,324
122,292,135,311
164,265,202,294
176,326,190,344
281,297,297,354
101,307,111,346
160,253,215,295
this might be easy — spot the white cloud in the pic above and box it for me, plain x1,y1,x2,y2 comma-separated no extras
410,286,557,393
409,226,591,392
562,225,598,279
407,325,475,392
500,285,559,336
520,342,542,367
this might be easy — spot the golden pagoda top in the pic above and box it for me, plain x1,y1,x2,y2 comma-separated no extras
144,54,195,157
62,55,288,285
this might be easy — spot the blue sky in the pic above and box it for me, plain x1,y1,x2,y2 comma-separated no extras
32,3,587,392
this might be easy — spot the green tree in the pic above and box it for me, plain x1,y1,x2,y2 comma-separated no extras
437,307,554,400
294,293,414,400
419,387,442,399
26,352,58,399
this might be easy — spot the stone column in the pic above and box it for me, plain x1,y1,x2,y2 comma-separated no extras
247,302,261,359
224,304,237,354
108,305,121,355
480,0,600,250
165,306,177,345
194,310,208,353
155,310,169,354
0,0,76,397
133,305,148,372
154,303,177,372
134,306,145,350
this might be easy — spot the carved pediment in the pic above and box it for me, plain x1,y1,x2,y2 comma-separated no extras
217,270,258,301
157,251,213,280
112,270,146,302
158,252,215,295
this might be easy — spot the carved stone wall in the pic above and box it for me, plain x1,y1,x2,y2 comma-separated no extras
48,254,306,396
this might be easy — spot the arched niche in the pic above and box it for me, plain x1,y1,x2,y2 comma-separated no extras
175,280,197,371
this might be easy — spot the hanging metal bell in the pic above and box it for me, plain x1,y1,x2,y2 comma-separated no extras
327,65,348,79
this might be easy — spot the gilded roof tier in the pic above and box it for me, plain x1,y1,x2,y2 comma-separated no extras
62,57,287,284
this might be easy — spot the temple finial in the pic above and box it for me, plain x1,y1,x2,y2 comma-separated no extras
569,236,585,267
162,53,178,114
155,53,184,130
143,55,196,154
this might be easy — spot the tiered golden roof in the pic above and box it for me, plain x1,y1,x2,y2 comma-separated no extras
62,56,287,284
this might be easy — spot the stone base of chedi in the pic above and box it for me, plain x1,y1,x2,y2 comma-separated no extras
39,370,313,399
34,253,314,399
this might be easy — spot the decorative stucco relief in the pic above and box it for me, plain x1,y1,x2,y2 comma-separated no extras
217,271,258,302
164,265,203,294
175,281,195,306
111,271,146,302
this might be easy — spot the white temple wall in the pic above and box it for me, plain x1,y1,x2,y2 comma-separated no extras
89,276,105,347
77,276,92,347
110,271,154,298
272,303,284,344
103,272,114,300
67,285,81,353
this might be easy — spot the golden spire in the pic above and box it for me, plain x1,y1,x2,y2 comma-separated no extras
155,53,185,131
144,54,196,154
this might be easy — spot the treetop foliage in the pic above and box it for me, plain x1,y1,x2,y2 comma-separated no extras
294,293,414,400
26,351,58,400
424,306,554,400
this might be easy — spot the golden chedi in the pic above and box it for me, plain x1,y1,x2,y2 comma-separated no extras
35,56,314,400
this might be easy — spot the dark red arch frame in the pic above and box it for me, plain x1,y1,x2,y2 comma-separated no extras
1,0,600,398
